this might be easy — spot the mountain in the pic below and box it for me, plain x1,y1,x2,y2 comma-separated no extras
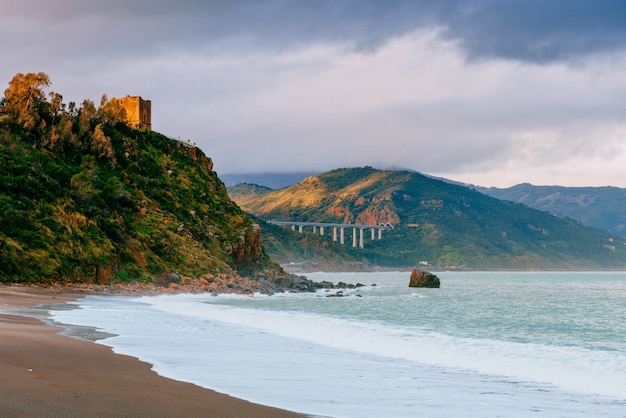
0,74,275,284
233,167,626,270
219,172,320,189
478,184,626,238
221,166,416,190
228,173,626,240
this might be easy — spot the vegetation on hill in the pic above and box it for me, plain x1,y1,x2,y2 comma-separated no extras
478,183,626,238
228,184,366,270
252,217,367,272
234,167,626,270
0,72,275,284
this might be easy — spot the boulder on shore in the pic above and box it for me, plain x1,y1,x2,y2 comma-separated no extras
408,268,440,288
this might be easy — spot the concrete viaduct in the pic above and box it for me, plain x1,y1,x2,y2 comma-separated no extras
266,220,394,249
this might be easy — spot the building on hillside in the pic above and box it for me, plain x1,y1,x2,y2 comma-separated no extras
113,95,151,131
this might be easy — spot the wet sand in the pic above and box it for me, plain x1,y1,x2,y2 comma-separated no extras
0,285,308,418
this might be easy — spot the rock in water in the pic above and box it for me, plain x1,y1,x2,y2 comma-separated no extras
408,268,440,288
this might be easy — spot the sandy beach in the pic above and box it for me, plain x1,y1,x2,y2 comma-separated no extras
0,285,307,418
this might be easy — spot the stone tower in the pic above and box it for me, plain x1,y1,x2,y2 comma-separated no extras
113,95,151,131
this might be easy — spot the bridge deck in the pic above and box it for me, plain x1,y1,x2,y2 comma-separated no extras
266,220,392,229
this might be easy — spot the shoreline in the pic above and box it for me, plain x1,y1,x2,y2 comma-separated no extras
0,284,309,418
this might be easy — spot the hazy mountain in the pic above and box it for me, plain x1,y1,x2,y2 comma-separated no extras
219,172,320,189
478,184,626,238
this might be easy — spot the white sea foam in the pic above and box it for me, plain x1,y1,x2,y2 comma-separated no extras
143,294,626,400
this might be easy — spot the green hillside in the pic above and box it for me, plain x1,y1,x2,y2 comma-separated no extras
478,183,626,238
228,185,365,270
253,217,366,271
235,167,626,270
0,72,275,284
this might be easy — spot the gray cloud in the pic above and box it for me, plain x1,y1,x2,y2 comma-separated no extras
440,0,626,63
3,1,626,187
6,0,626,61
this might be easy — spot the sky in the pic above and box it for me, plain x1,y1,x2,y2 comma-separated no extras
2,0,626,188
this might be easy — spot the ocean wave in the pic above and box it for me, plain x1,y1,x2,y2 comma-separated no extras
141,294,626,400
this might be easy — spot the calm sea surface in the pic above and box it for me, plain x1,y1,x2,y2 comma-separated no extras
50,271,626,417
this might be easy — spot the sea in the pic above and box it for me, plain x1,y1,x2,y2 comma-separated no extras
48,271,626,418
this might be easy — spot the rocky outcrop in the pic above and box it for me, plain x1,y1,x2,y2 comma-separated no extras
326,205,353,223
59,271,371,297
187,146,214,171
231,223,267,274
94,256,120,285
355,205,400,226
408,268,440,288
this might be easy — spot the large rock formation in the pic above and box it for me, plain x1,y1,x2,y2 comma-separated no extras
408,268,440,288
231,223,268,275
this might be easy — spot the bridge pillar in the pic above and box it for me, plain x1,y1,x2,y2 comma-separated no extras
320,226,324,236
378,228,382,239
359,228,364,248
352,227,357,248
340,227,345,245
313,226,317,234
298,225,303,233
333,227,337,242
371,228,375,240
291,225,295,231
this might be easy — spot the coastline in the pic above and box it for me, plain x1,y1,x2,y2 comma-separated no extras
0,285,308,418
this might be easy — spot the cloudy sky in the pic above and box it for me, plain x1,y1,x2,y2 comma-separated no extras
2,0,626,187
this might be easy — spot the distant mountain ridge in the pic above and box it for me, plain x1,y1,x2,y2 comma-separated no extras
230,167,626,270
219,172,320,189
478,184,626,237
220,166,416,189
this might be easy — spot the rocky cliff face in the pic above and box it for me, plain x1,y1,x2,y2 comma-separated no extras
355,205,401,226
230,223,273,275
324,194,400,226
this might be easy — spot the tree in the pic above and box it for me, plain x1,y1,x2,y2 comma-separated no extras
98,94,127,126
3,72,51,131
78,99,97,136
92,123,115,160
49,92,64,124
